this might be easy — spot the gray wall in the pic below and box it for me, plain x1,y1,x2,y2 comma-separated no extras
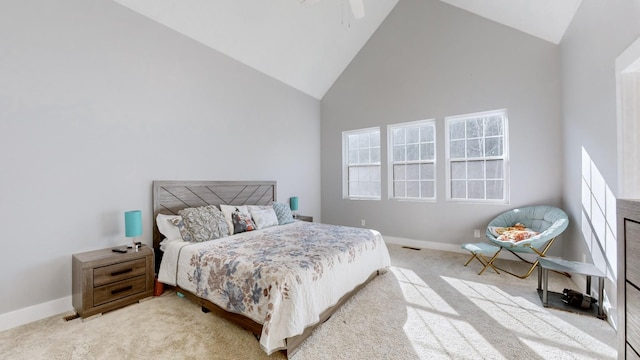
560,0,640,328
321,0,563,247
560,1,640,260
0,0,320,315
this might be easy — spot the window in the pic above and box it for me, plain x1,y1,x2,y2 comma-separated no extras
343,128,381,199
445,109,509,202
388,120,436,200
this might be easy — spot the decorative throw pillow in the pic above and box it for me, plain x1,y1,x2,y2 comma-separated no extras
170,216,192,242
272,202,294,225
248,205,279,229
177,205,228,243
232,209,257,234
489,223,539,242
220,205,250,235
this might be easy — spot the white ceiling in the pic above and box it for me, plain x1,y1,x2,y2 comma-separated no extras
440,0,582,44
113,0,582,100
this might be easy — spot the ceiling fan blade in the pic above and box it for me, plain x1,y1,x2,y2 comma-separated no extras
349,0,365,19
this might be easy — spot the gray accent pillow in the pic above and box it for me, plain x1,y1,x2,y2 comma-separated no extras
177,205,229,242
169,216,192,242
272,202,294,225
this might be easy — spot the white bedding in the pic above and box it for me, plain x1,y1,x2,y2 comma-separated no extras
158,221,390,354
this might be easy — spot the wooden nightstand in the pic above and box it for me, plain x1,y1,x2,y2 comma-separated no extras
295,215,313,222
72,245,154,318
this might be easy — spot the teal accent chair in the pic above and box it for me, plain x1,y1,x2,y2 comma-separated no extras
484,205,569,279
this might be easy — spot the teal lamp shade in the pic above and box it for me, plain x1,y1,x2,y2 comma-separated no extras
289,197,299,211
124,210,142,238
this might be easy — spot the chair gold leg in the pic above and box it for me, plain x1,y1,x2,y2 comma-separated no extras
479,248,501,275
463,251,500,274
491,263,537,279
489,237,570,279
464,254,477,267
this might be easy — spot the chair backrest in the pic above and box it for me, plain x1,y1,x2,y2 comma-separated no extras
486,205,569,250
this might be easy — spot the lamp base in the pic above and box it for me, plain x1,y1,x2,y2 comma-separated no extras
127,241,142,251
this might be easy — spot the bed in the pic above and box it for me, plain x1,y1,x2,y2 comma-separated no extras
152,180,391,356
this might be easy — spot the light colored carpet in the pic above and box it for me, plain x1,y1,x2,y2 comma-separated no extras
0,244,617,359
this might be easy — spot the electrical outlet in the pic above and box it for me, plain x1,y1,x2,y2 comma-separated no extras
474,229,481,238
361,219,366,227
582,253,587,263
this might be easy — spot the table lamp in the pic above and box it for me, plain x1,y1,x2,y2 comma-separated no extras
290,197,299,218
125,210,142,251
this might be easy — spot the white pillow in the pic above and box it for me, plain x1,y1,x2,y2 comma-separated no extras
156,213,183,241
220,205,250,235
248,205,279,230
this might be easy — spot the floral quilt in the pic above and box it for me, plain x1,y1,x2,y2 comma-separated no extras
158,221,391,354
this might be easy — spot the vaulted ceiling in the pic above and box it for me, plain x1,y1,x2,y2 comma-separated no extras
113,0,582,100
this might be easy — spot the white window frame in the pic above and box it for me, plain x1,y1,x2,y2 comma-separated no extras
342,127,381,200
445,109,510,203
387,119,436,201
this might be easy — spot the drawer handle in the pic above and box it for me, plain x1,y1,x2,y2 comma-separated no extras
111,285,133,295
111,268,133,276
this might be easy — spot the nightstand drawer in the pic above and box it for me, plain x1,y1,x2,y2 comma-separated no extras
93,276,147,306
93,258,146,287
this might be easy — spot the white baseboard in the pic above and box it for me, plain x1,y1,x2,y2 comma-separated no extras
0,296,73,332
384,236,468,254
383,235,524,261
